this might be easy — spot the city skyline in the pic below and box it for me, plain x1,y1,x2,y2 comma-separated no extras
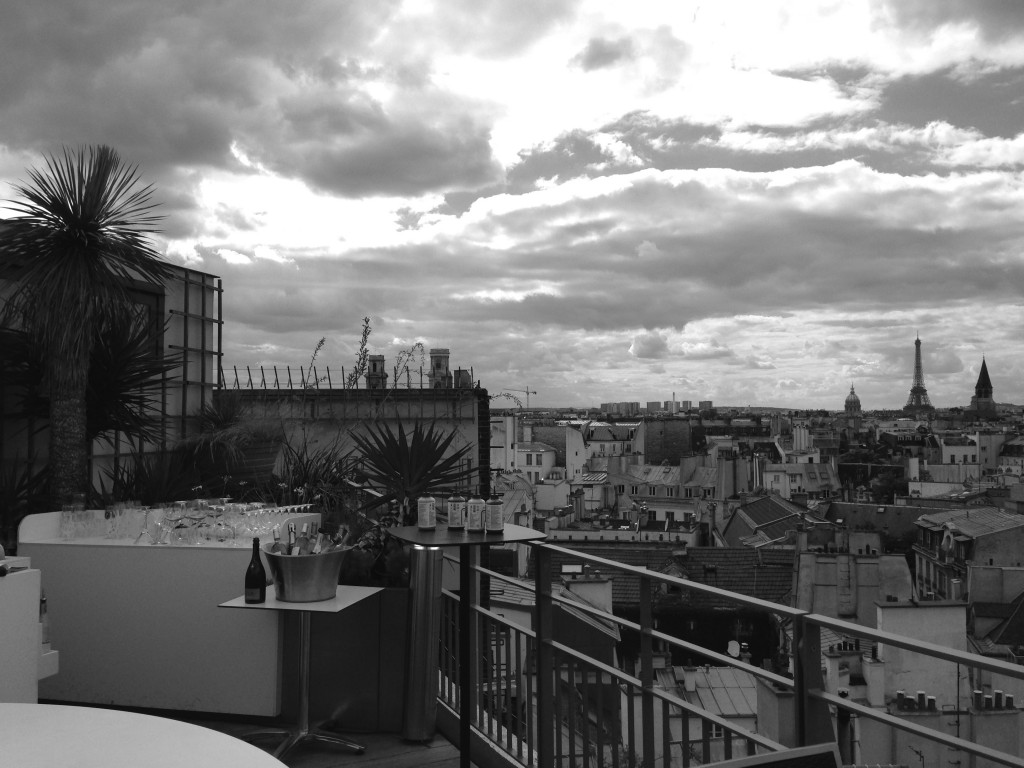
2,2,1024,410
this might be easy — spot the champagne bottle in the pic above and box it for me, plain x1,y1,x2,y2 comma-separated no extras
466,490,485,533
447,491,466,531
245,537,267,603
270,524,288,555
295,523,311,555
485,492,503,533
417,495,436,531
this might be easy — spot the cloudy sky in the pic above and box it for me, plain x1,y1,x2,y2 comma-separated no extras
2,1,1024,411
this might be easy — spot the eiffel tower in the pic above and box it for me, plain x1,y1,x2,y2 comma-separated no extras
904,335,934,412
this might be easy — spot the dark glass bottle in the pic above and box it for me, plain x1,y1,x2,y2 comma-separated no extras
245,537,267,604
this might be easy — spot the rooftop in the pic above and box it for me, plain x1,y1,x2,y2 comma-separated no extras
528,541,682,605
916,506,1024,537
659,547,794,609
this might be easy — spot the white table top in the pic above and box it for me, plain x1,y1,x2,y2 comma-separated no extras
220,584,383,613
0,703,286,767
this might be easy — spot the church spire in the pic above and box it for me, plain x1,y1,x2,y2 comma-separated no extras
975,357,993,399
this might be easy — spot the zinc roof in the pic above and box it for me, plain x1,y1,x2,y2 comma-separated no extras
916,506,1024,538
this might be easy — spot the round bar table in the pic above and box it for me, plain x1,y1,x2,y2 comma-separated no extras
0,703,287,767
391,524,545,768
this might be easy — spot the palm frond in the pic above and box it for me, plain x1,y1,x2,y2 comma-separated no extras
0,145,172,374
87,312,182,445
349,421,478,516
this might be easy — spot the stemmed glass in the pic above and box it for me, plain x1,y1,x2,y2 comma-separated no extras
134,507,157,545
186,501,208,545
160,503,186,545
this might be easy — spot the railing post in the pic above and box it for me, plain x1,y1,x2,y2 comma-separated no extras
792,614,834,746
639,574,655,767
535,545,555,768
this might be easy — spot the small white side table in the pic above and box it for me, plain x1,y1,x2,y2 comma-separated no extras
220,585,382,760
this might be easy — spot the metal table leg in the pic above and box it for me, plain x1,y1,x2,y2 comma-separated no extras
245,611,364,759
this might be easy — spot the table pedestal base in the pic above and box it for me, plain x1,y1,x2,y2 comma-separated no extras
243,725,364,760
244,611,364,760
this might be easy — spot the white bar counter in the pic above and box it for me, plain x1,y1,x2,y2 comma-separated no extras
18,510,318,715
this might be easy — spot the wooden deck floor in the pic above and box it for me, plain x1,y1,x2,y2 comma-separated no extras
181,716,469,768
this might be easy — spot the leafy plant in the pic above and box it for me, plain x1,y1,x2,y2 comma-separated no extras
349,421,478,523
97,450,200,507
0,145,173,506
0,458,49,553
180,390,284,466
275,430,356,526
87,312,182,446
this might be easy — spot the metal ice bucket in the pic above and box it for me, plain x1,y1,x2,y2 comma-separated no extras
262,544,351,602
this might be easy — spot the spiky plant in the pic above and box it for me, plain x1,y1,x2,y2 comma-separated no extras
0,145,173,506
349,421,478,524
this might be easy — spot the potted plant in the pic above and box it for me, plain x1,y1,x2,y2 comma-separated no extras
295,419,479,733
341,420,478,587
178,391,286,492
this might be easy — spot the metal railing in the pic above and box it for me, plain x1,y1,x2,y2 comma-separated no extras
221,363,475,391
438,542,1024,768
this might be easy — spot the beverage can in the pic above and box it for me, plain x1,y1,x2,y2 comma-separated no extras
417,495,436,530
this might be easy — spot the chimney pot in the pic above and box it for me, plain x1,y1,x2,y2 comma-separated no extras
995,690,1004,708
917,691,926,708
985,694,994,710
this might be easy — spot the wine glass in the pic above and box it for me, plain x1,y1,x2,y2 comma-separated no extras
134,508,157,545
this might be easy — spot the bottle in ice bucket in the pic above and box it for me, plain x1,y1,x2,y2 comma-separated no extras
485,492,503,533
447,491,466,531
287,522,299,555
466,489,485,533
245,537,267,603
295,523,312,555
270,524,288,555
417,495,436,531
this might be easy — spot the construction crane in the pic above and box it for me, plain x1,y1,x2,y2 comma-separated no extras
502,387,537,408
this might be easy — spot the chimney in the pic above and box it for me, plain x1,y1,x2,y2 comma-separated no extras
951,579,963,600
995,690,1004,709
985,694,994,710
562,569,613,614
1007,694,1015,709
682,666,698,693
973,690,984,709
917,691,926,709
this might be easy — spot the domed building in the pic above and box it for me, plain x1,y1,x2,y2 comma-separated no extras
845,385,862,417
842,384,863,437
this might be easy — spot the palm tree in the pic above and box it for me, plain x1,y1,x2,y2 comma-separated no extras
0,145,173,506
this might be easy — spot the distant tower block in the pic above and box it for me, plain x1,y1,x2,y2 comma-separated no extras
904,335,934,412
429,348,453,389
366,354,388,389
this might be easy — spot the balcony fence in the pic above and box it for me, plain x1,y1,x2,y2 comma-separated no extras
438,542,1024,768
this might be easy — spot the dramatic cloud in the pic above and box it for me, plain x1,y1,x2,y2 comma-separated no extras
3,0,1024,409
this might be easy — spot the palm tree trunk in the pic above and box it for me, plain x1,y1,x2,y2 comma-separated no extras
49,382,90,508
